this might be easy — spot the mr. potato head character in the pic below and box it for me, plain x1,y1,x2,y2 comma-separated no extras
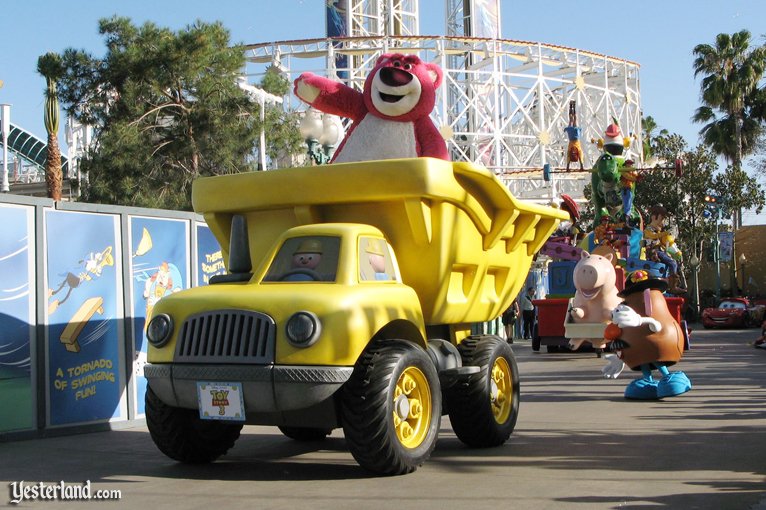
603,270,691,400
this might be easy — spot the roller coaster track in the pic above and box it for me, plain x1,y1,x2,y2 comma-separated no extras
2,122,69,180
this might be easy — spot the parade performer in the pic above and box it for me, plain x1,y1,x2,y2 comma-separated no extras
564,101,584,171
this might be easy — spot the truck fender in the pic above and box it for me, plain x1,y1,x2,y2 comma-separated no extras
373,319,426,349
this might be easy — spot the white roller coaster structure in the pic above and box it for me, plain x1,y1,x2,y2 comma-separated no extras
53,0,644,204
242,31,643,202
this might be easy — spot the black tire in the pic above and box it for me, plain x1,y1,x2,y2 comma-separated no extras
532,324,541,352
278,426,332,441
340,340,441,476
145,387,242,463
447,335,520,448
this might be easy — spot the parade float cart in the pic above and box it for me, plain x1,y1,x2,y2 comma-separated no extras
532,293,688,353
143,157,567,475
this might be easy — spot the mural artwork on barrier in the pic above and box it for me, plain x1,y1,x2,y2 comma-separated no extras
129,216,189,416
45,210,127,426
196,222,225,286
0,204,36,432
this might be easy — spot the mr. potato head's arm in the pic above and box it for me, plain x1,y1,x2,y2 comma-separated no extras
612,304,662,333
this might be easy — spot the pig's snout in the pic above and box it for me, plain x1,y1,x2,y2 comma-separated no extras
575,264,600,288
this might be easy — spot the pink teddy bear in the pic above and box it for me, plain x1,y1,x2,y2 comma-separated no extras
293,53,449,163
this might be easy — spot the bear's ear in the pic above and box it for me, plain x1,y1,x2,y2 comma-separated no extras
376,54,393,67
425,63,443,89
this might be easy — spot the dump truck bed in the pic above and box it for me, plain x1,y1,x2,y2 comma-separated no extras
192,158,567,325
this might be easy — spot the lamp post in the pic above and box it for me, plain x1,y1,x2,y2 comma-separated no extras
1,103,10,193
689,254,700,321
236,76,283,171
715,228,721,300
299,108,343,165
739,253,747,298
705,194,722,300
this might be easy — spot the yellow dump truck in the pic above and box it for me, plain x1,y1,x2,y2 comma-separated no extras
144,158,566,475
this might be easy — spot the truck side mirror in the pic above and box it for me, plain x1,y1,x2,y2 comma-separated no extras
228,214,252,274
209,214,252,284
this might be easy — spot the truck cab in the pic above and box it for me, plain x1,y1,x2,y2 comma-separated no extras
146,222,426,422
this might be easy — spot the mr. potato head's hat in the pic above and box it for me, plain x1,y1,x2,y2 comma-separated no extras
294,239,323,255
618,269,668,297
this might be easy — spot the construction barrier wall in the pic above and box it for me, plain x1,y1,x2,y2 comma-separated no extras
0,195,225,437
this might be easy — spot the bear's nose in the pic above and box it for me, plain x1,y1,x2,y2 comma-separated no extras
380,66,413,87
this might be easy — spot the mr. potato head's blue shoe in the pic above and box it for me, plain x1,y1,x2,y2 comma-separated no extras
657,371,692,399
624,377,659,400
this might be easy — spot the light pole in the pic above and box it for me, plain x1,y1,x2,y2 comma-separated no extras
1,103,10,193
689,254,700,321
236,77,283,171
299,108,343,165
705,194,722,300
739,253,747,297
715,226,721,301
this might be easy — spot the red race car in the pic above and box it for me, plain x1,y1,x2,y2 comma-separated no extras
702,298,765,329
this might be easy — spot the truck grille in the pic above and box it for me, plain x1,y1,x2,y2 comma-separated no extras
174,310,275,364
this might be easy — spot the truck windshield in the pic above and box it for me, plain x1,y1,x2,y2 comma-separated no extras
264,236,340,282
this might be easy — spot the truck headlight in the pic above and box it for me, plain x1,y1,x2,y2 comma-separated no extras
285,311,321,347
146,314,174,348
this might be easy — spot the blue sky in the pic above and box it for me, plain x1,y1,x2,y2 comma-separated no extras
1,0,765,222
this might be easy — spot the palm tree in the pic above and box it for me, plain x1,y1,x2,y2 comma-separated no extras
692,30,766,227
641,115,668,162
37,52,65,201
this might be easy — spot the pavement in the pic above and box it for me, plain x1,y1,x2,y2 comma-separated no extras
1,325,765,509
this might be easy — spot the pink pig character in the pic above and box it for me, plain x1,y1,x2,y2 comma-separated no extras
567,251,623,350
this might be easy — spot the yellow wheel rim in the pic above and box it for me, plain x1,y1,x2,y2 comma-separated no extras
490,356,513,424
392,366,432,449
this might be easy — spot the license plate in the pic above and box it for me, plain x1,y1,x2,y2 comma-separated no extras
197,382,245,421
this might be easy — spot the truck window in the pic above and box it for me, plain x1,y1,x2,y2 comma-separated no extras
359,237,396,282
264,236,340,282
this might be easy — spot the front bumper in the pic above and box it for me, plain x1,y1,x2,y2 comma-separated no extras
703,315,743,328
144,363,353,413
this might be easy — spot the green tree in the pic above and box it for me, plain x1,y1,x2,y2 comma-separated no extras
692,30,766,227
634,133,689,222
36,52,65,201
752,130,766,179
258,67,303,167
641,115,668,161
632,134,724,303
711,165,765,222
55,17,276,210
709,163,764,297
626,132,725,269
